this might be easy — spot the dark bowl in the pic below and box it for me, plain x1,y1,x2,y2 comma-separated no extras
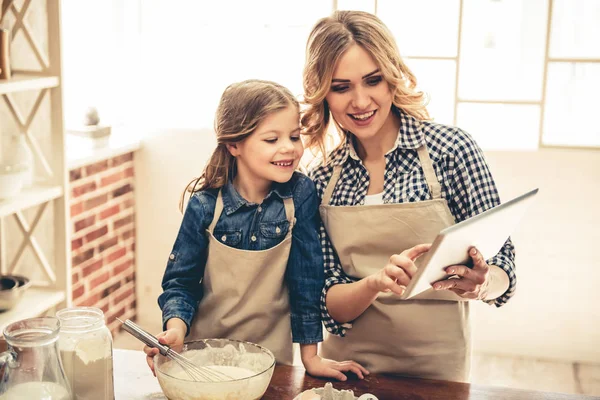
0,275,31,311
0,276,18,291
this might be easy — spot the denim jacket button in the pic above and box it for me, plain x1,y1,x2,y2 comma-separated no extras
251,235,257,242
169,254,175,260
221,235,227,242
275,227,281,234
257,206,262,212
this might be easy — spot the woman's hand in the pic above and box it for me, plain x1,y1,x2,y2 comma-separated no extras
144,320,186,376
433,247,490,299
302,353,369,381
367,243,431,296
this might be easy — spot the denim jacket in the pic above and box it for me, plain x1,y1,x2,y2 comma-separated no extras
158,171,324,344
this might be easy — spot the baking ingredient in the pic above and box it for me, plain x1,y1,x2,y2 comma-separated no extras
0,381,70,400
168,364,254,381
60,342,114,399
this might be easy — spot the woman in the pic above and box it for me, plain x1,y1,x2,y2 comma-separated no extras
302,11,515,382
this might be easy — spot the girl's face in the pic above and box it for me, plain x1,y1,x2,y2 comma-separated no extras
229,104,303,188
325,44,396,143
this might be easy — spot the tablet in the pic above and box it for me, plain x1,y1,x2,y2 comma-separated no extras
400,188,539,300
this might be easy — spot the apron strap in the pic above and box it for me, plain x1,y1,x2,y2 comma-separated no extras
416,145,442,200
207,189,224,233
283,197,296,231
322,165,343,206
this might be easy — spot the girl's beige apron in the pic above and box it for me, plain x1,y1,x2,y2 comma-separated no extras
190,191,295,365
319,145,471,381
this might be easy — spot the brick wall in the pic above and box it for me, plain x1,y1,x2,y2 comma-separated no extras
69,153,136,334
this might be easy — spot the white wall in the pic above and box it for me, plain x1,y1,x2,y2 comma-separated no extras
472,149,600,363
135,132,600,363
134,129,216,324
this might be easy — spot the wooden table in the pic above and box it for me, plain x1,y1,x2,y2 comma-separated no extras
113,349,597,399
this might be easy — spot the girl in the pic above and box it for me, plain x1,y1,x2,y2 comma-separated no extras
302,11,516,381
144,79,367,381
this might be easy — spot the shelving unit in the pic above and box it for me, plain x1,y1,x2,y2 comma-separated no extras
0,0,70,330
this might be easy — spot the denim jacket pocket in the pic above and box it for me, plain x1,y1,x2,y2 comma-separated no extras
213,229,242,248
259,220,289,249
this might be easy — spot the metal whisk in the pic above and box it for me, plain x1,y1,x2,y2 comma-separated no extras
116,318,233,382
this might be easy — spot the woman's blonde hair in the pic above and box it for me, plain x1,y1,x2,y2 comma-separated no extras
180,79,299,211
301,10,430,159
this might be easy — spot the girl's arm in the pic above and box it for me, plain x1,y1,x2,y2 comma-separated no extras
286,176,324,345
158,193,211,335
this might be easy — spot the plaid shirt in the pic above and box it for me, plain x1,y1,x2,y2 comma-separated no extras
309,111,516,336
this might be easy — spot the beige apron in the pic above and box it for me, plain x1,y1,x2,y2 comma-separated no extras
319,145,471,382
190,190,295,365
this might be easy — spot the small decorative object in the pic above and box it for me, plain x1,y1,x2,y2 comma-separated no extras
67,106,112,149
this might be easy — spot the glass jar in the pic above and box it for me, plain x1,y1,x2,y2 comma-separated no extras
0,317,71,399
56,307,115,400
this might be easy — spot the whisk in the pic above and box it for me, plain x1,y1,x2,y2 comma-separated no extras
116,318,233,382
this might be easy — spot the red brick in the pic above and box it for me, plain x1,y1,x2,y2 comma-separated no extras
121,229,135,240
124,166,134,178
72,249,94,266
72,270,80,285
72,181,97,198
99,236,118,252
71,238,83,251
112,259,132,276
74,215,95,232
100,171,123,187
70,168,83,182
111,153,133,167
70,202,84,217
76,293,101,307
82,259,103,278
114,287,134,305
84,194,109,211
99,204,120,220
114,214,134,230
85,225,108,243
91,271,110,289
72,284,85,300
106,247,126,264
113,184,132,198
102,280,122,298
85,160,109,176
123,198,135,209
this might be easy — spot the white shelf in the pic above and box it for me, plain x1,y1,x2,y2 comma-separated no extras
0,185,63,218
0,288,65,334
0,74,60,95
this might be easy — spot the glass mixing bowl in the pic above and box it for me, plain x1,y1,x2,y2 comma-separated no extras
154,338,276,400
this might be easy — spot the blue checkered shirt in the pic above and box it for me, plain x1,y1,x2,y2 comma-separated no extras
308,111,516,336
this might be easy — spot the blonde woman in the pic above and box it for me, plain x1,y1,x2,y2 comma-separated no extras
302,11,515,381
144,80,368,381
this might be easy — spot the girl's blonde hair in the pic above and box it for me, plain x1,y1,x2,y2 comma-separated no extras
301,10,430,159
180,79,299,211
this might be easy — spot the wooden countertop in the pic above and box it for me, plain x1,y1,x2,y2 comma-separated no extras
113,349,597,399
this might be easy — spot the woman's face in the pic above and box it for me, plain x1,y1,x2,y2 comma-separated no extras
325,44,395,143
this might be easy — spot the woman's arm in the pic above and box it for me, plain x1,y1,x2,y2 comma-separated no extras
327,244,431,323
443,128,516,304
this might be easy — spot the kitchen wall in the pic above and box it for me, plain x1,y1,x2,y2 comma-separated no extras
69,153,137,334
135,128,600,363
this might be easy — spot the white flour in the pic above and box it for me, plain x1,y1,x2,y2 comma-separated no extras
0,381,70,400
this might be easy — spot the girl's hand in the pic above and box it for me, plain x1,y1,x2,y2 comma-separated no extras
143,326,185,376
367,244,431,295
302,354,369,381
433,247,490,300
